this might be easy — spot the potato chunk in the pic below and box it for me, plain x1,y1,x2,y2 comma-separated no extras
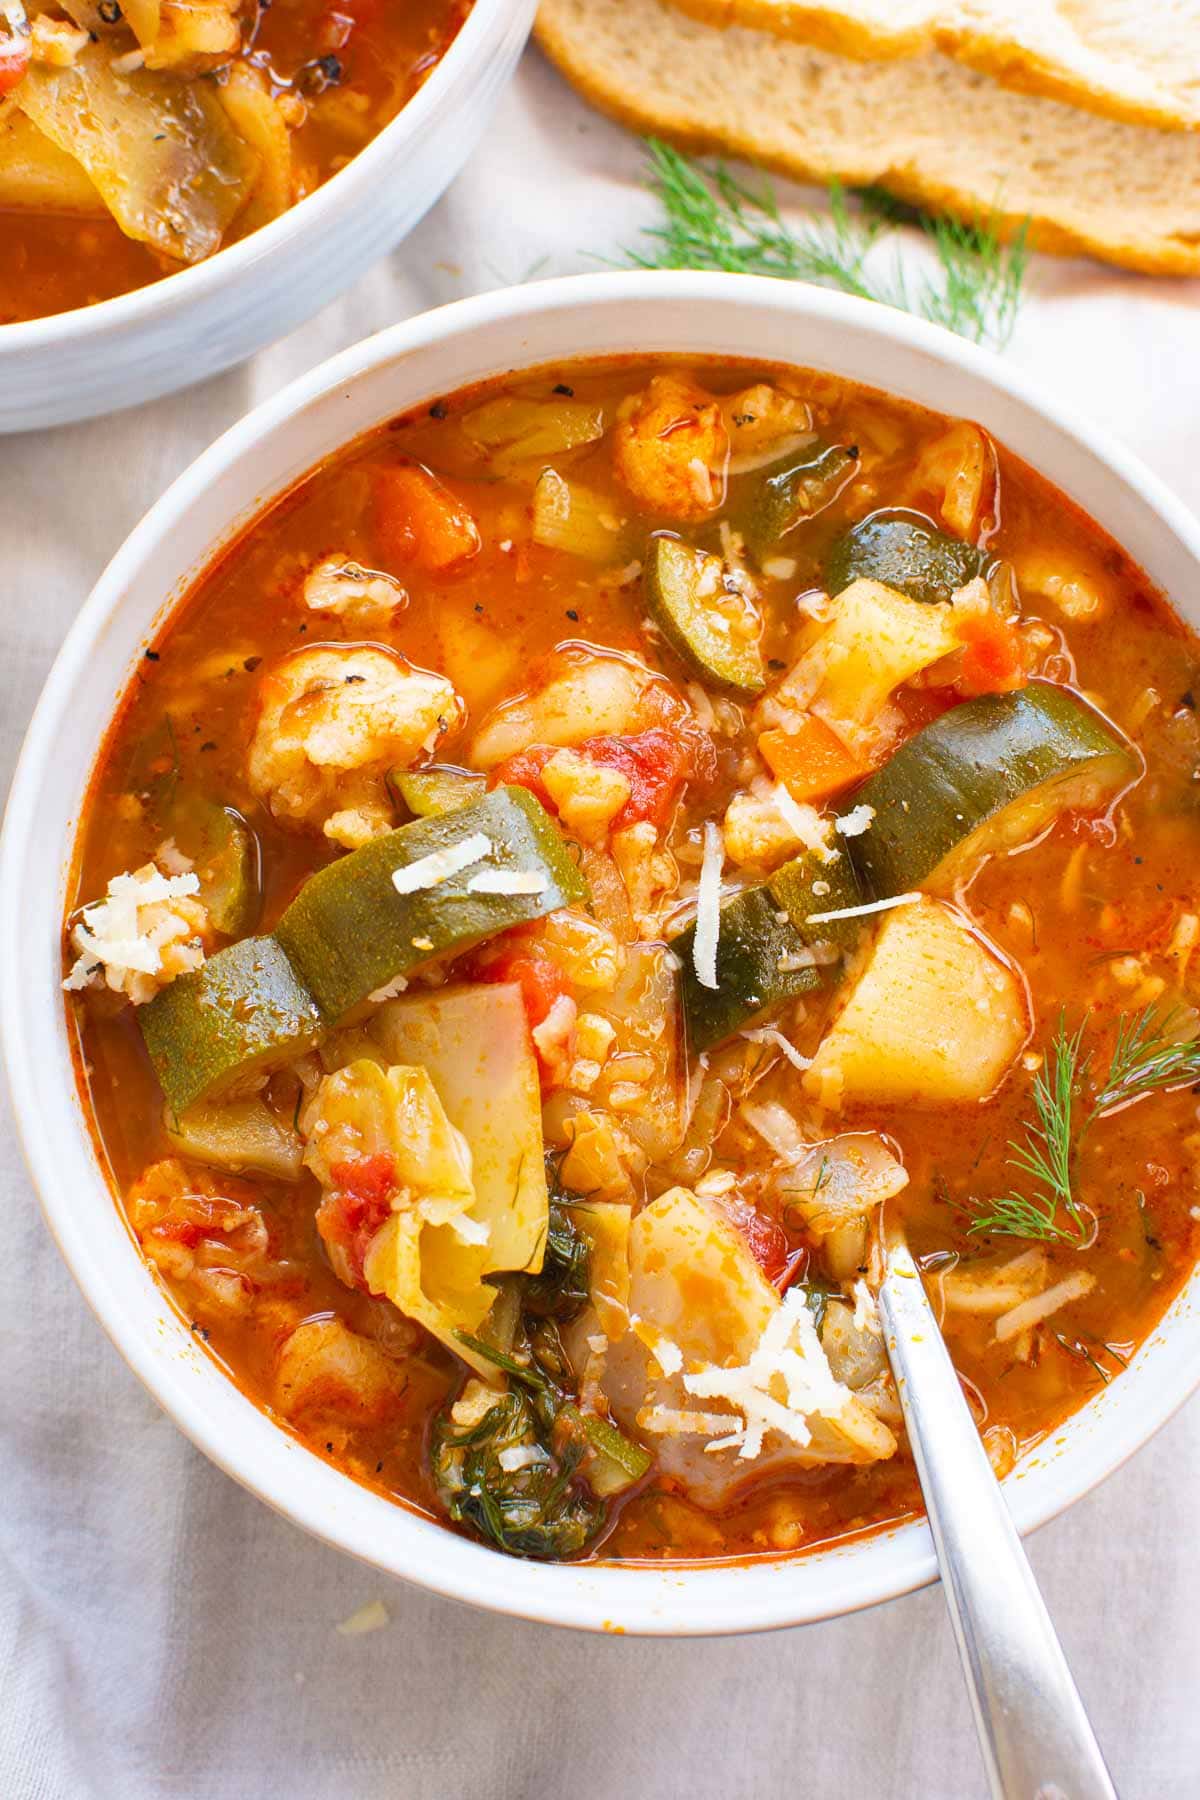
805,897,1028,1107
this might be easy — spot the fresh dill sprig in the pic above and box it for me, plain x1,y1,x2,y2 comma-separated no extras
969,1014,1092,1244
626,140,1028,349
967,1003,1200,1244
1091,1003,1200,1116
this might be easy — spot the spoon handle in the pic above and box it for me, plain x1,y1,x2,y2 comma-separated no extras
878,1238,1118,1800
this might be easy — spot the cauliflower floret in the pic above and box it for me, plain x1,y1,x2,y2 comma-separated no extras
911,423,991,537
300,556,407,628
540,748,631,844
248,645,463,848
611,821,678,936
722,383,812,462
612,373,728,522
723,783,835,871
63,863,211,1005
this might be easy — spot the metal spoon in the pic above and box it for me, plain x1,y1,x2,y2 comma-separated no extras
878,1231,1118,1800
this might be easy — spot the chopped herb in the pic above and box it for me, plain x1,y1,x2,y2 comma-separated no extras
143,649,160,662
624,140,1028,350
968,1014,1092,1243
969,1003,1200,1244
1091,1003,1200,1116
566,608,579,621
553,383,575,396
430,1153,647,1560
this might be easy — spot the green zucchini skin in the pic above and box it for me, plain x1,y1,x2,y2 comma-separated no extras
825,509,991,604
388,765,486,819
741,442,858,559
643,534,766,694
849,682,1140,897
275,785,587,1022
674,847,862,1051
183,800,260,937
141,935,321,1117
675,886,822,1053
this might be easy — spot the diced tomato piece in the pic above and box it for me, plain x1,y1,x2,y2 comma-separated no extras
494,726,699,834
717,1196,794,1288
372,464,481,573
582,728,694,830
482,951,571,1031
758,716,866,805
330,1153,398,1210
492,744,556,811
0,33,30,97
953,613,1027,697
318,1154,397,1289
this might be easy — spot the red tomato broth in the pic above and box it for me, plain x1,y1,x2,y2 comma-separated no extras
65,356,1200,1564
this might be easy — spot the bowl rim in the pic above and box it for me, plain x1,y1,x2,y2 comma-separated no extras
5,270,1200,1636
0,0,516,353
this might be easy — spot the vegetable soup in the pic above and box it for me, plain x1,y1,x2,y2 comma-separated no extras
0,0,470,324
65,357,1200,1564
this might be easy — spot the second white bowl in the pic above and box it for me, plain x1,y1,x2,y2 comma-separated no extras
0,0,536,435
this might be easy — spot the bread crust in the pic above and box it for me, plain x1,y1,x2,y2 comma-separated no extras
535,0,1200,275
661,0,1200,133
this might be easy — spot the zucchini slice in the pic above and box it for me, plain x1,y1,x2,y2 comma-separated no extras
741,441,858,559
825,509,991,604
163,1096,304,1182
643,534,766,695
141,935,321,1116
849,682,1140,897
170,796,260,937
674,848,861,1051
388,764,486,819
275,786,587,1022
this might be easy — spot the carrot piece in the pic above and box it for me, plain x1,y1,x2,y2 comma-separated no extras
758,717,866,804
373,464,481,573
954,613,1027,697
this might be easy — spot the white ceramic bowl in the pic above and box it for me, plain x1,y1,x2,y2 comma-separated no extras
0,0,536,435
5,273,1199,1635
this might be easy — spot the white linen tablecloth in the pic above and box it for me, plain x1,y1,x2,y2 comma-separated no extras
2,46,1199,1800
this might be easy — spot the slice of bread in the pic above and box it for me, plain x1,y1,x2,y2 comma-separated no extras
536,0,1200,274
664,0,1200,133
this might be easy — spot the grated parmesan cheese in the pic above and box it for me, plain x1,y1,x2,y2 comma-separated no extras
692,821,724,991
835,804,875,838
466,869,549,896
852,1279,883,1338
770,784,836,863
63,864,208,1005
368,973,409,1004
807,891,921,926
680,1289,857,1461
741,1026,812,1071
390,832,491,895
993,1271,1097,1344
